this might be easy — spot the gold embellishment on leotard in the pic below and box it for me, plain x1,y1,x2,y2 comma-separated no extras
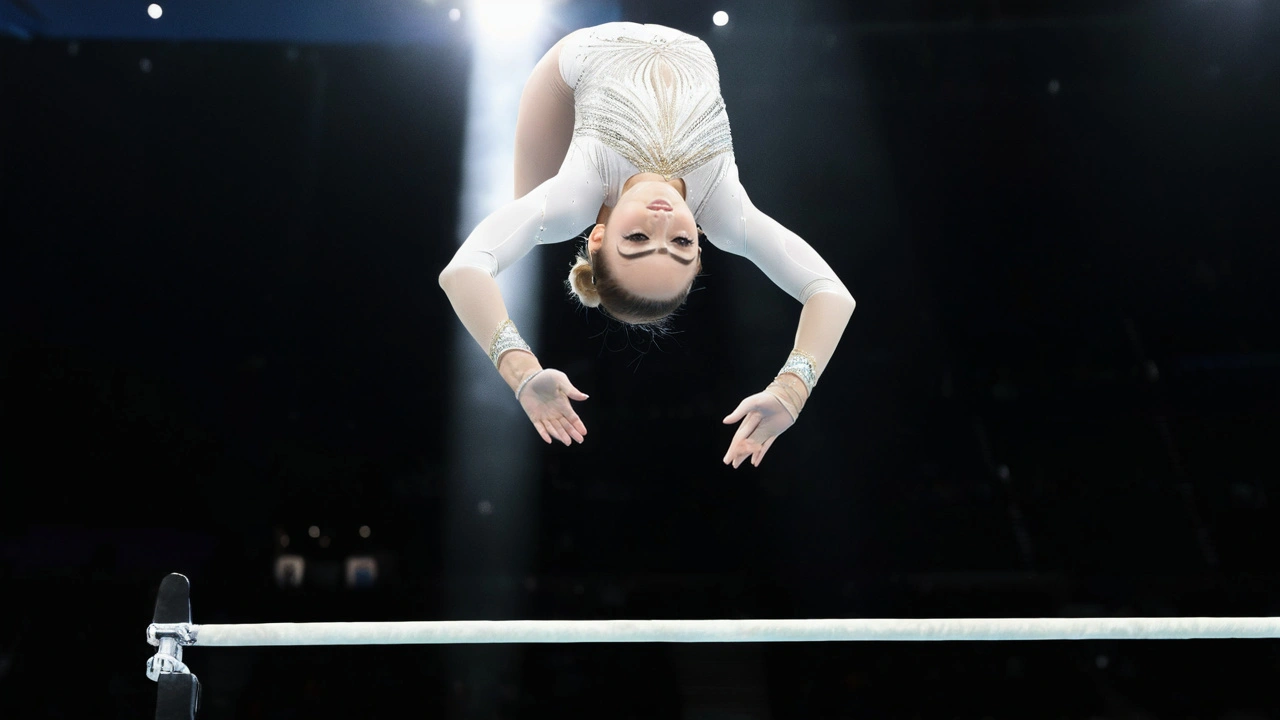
572,29,734,185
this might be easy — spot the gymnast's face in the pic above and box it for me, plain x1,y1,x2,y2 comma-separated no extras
588,180,701,300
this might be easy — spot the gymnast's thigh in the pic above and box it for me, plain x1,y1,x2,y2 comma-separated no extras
513,38,576,199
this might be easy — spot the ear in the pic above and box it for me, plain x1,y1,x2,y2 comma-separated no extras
587,223,606,254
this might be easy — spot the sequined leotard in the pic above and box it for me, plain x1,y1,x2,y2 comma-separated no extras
446,22,852,305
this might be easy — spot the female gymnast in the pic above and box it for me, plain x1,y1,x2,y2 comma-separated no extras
439,22,855,468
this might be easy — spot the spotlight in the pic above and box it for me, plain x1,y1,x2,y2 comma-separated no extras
713,11,729,26
449,8,461,22
472,0,543,39
147,4,163,19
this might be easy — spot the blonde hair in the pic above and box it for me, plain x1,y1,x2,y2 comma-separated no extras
566,251,601,308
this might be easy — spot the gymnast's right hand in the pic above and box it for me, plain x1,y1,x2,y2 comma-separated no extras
517,368,589,446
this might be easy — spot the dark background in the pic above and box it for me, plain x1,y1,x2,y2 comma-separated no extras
3,0,1280,717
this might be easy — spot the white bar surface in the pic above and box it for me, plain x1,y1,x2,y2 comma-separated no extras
191,617,1280,647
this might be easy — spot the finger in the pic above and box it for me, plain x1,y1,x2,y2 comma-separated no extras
561,416,585,444
723,399,751,424
541,418,565,445
549,421,568,446
723,439,744,465
533,420,552,445
734,411,762,441
752,436,778,467
723,443,738,465
561,406,588,437
552,418,574,446
566,384,589,401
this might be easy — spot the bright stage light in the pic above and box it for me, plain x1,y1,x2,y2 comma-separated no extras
147,4,163,19
472,0,543,39
449,8,461,21
713,11,729,26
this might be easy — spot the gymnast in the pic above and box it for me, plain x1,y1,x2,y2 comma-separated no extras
439,22,855,468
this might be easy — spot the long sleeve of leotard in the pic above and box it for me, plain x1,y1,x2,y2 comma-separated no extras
697,160,856,380
445,143,603,277
439,143,603,358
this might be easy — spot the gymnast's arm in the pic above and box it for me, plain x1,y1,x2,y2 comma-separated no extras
698,164,856,465
437,147,602,443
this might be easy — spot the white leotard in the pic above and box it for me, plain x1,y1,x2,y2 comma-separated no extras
446,22,852,305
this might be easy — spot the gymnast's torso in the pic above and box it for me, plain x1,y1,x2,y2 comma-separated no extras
559,22,736,217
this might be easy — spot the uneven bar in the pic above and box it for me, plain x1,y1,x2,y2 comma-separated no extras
185,616,1280,647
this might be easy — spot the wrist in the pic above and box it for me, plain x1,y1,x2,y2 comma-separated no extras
766,373,809,421
498,350,542,393
774,372,811,404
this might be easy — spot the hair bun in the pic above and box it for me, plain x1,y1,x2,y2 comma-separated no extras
567,254,601,308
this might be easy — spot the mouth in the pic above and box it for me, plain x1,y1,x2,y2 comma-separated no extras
647,200,673,211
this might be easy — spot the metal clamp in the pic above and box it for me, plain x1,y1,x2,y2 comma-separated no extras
146,623,199,682
146,651,190,682
148,623,198,647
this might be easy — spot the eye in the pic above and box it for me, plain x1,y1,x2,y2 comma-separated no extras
626,233,693,246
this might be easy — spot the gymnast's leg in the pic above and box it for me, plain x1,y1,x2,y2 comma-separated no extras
513,37,576,199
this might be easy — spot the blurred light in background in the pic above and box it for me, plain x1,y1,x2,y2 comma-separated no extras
713,10,729,26
344,556,378,588
472,0,543,39
449,8,461,22
147,4,163,20
275,555,305,588
444,7,555,711
358,525,371,538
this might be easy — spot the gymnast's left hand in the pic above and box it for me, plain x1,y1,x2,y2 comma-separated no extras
721,392,795,469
